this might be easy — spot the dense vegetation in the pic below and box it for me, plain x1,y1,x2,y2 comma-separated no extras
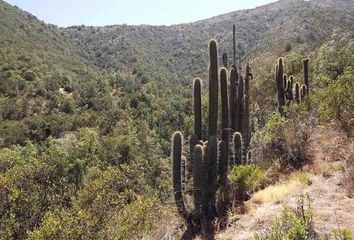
0,0,353,239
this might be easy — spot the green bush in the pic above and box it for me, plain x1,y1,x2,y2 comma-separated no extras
254,106,314,171
255,194,315,240
229,164,264,201
315,67,354,136
22,70,37,81
254,194,353,240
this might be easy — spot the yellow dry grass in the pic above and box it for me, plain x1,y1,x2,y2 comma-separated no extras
250,179,303,205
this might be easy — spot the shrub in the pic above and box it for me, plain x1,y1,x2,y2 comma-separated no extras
285,42,292,52
315,67,354,137
23,70,36,81
229,164,265,202
254,106,314,172
255,194,316,240
255,194,354,240
61,97,76,114
297,172,312,185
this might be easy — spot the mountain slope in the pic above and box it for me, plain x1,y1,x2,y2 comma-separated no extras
63,0,354,82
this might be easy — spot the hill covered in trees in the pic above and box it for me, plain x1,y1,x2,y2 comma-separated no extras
0,0,353,239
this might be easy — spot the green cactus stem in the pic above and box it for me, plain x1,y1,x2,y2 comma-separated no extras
193,144,204,217
233,132,243,165
208,40,218,138
236,75,244,132
276,58,285,113
303,58,309,95
172,132,191,222
222,52,228,67
243,63,252,148
229,66,237,131
301,84,307,100
193,78,202,140
294,82,300,102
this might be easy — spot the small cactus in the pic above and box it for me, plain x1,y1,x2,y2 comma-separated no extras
275,58,311,107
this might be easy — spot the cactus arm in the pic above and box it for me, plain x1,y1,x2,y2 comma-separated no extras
172,132,191,221
229,66,237,131
276,58,285,113
217,140,230,221
303,58,309,95
236,75,244,132
295,82,300,102
206,135,218,217
208,40,218,138
193,78,202,140
233,132,243,165
193,144,204,217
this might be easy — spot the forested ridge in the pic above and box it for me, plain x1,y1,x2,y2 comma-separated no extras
0,0,353,239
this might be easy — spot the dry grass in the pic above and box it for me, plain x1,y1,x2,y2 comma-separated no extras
250,179,303,205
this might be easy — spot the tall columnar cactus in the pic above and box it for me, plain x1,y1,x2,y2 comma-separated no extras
220,67,230,162
303,58,309,95
193,78,202,140
294,82,301,102
208,40,218,139
172,40,249,239
172,132,191,223
236,74,244,132
276,58,285,113
283,74,288,97
288,76,294,101
229,66,237,131
222,53,228,67
242,63,252,148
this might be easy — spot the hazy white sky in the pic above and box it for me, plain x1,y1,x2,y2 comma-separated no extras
5,0,277,27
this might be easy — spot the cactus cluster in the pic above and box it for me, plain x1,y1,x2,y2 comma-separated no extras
172,40,251,239
275,57,310,112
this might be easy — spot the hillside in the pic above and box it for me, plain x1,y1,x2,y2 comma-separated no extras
0,0,353,239
63,0,353,82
